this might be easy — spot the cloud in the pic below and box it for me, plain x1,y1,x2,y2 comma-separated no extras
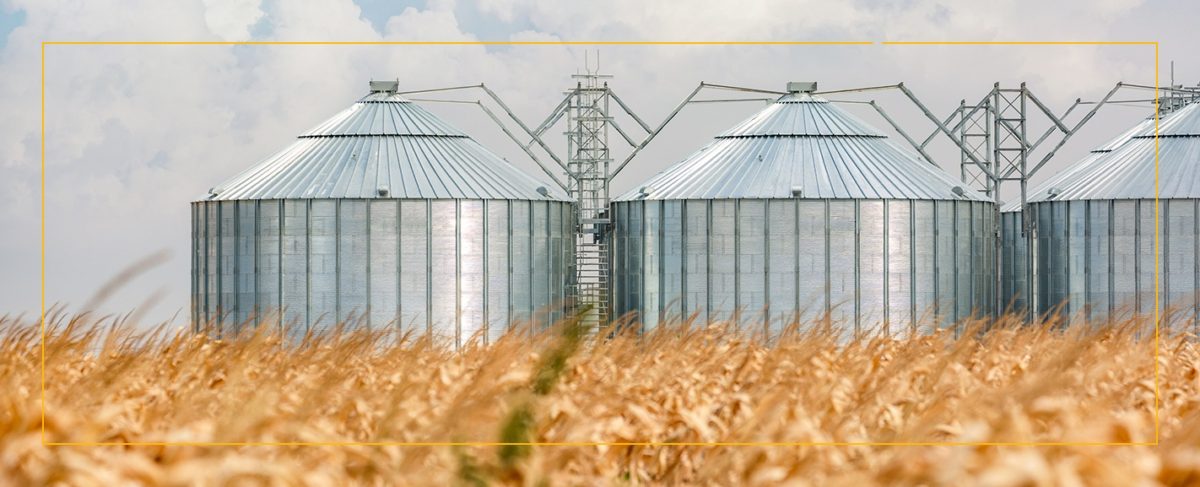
201,0,265,41
0,0,1184,324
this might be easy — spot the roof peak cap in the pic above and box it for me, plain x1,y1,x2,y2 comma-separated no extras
369,79,399,93
786,81,818,93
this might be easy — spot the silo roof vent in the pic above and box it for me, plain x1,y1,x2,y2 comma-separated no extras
786,81,818,93
369,80,399,93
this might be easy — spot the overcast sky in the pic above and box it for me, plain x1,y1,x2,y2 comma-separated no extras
1,0,1196,326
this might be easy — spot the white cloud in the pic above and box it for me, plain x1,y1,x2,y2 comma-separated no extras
0,0,1186,323
201,0,265,41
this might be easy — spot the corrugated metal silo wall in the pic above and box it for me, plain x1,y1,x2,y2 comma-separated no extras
999,211,1028,313
191,198,576,345
1024,199,1191,324
610,198,996,336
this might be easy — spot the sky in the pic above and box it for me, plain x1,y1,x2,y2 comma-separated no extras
1,0,1197,326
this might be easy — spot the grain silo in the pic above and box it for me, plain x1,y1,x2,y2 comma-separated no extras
610,82,995,336
1012,103,1200,324
192,81,576,344
999,117,1153,314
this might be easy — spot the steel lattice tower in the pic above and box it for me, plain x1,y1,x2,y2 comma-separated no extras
566,70,614,327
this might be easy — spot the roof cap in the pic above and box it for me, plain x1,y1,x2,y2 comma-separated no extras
786,81,818,93
369,80,399,93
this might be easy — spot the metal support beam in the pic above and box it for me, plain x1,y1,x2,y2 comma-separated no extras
688,98,776,104
897,83,996,179
529,93,574,141
474,102,570,191
399,83,571,176
609,82,706,180
607,90,654,133
814,84,901,96
1024,88,1071,134
478,84,570,172
867,100,938,166
411,97,569,191
1025,82,1122,178
700,82,787,95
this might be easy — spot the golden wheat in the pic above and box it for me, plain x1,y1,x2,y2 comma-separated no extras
2,308,1198,486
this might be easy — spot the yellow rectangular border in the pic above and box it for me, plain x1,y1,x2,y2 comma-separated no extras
40,40,1161,447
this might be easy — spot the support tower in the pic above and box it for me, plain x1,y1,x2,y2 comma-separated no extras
566,69,614,327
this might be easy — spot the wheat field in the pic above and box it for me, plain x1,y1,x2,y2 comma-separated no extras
3,308,1199,486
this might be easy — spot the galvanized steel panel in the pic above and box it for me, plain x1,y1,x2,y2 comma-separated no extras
219,201,237,330
429,201,458,340
257,201,281,322
530,202,550,326
201,88,570,202
309,200,338,331
399,200,429,332
281,200,308,336
719,93,886,138
510,201,532,324
205,203,219,325
1112,201,1138,317
1030,104,1200,202
1067,200,1087,322
300,93,467,137
191,204,201,329
1019,197,1199,325
642,201,661,329
615,93,986,202
368,200,399,329
954,204,972,322
1087,202,1112,322
193,197,575,347
796,200,827,326
486,201,510,342
611,198,995,335
459,200,485,342
338,201,368,325
236,203,256,326
766,199,797,332
709,200,736,322
1168,200,1197,319
737,200,766,328
684,200,709,319
1137,201,1159,315
547,205,563,325
887,200,912,334
933,201,955,329
827,201,856,329
662,201,685,321
999,210,1027,313
911,201,937,334
859,201,886,332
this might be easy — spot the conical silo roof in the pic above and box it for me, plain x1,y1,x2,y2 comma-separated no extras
615,89,986,201
201,81,570,201
1030,103,1200,202
1001,116,1154,212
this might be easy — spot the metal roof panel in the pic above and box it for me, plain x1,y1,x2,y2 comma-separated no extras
617,93,984,201
201,85,569,201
